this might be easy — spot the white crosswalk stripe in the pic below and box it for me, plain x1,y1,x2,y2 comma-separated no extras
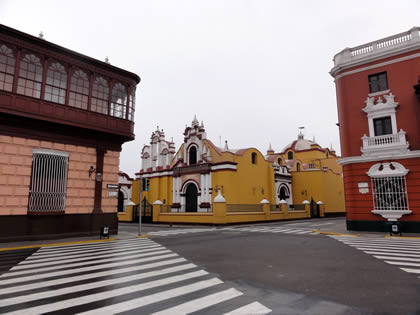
330,235,420,279
0,238,271,314
149,226,318,237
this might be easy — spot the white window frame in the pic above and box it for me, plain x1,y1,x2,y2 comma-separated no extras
368,162,412,221
363,92,398,137
28,149,69,213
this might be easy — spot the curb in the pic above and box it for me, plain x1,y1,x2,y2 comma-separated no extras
0,238,116,252
385,235,420,239
313,230,359,237
136,234,150,238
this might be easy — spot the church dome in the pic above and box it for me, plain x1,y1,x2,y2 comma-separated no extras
282,132,319,152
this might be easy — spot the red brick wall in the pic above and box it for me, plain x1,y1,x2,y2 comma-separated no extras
343,158,420,222
335,49,420,157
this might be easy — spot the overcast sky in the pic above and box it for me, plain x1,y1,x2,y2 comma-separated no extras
1,1,419,177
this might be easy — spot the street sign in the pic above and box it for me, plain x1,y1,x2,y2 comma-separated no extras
107,184,119,189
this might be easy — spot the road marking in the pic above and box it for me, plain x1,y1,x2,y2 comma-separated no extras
5,249,173,276
75,278,224,315
151,288,243,315
3,271,210,315
0,238,271,314
330,235,420,277
0,263,198,308
0,253,178,285
224,301,272,314
0,257,187,296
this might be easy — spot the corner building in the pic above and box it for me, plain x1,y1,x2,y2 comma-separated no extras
0,24,140,241
331,27,420,232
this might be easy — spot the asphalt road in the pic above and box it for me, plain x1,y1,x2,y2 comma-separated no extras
146,222,420,314
0,219,419,314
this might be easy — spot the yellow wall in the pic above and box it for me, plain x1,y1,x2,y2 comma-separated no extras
291,170,345,213
212,149,276,205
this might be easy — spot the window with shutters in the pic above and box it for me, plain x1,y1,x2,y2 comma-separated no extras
28,149,69,213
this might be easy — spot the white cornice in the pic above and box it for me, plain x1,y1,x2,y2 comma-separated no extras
332,51,420,80
338,151,420,165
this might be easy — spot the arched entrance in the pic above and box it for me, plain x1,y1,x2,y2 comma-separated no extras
185,183,198,212
279,186,289,201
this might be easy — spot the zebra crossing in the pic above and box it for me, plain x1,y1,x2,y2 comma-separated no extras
330,235,420,279
0,238,271,314
148,226,318,237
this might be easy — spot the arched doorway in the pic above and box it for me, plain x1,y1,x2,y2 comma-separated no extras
279,186,289,201
185,183,198,212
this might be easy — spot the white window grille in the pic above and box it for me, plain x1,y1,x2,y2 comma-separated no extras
28,149,69,212
368,162,412,221
371,176,408,211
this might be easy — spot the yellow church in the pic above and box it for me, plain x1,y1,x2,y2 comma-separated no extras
121,117,345,224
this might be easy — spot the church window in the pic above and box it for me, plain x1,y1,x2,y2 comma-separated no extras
288,151,293,160
189,146,197,165
69,69,89,109
44,62,67,104
0,44,15,92
277,158,283,166
251,152,257,164
296,163,301,172
17,53,43,98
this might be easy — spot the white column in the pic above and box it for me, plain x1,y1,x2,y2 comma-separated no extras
208,173,212,203
172,177,176,204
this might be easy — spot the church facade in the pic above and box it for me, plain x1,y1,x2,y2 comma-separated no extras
130,117,344,224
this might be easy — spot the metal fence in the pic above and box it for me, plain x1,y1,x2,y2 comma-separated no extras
270,204,282,211
288,204,306,211
159,205,213,213
226,204,264,213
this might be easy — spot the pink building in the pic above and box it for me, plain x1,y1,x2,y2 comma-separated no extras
0,24,140,241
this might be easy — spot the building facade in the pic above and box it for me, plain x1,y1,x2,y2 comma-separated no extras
331,27,420,232
0,24,140,241
132,117,344,224
268,132,345,216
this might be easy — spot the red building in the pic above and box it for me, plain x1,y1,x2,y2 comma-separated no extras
0,24,140,241
331,27,420,232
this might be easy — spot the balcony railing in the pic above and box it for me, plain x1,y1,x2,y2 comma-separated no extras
361,131,409,156
333,27,420,67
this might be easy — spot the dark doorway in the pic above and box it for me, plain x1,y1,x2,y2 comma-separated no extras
117,190,124,212
185,183,198,212
189,146,197,165
310,198,320,218
279,186,289,201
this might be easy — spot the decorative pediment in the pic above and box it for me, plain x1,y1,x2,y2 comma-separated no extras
362,92,398,115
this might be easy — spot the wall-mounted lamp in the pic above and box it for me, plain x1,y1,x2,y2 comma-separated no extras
89,166,96,177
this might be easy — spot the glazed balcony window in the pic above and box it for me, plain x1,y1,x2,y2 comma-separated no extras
91,76,109,115
44,62,67,104
0,44,15,92
17,53,43,98
69,69,89,110
111,82,127,119
128,89,135,121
